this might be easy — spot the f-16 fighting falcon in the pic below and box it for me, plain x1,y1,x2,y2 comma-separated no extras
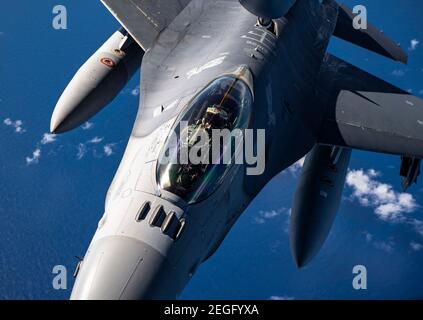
51,0,423,299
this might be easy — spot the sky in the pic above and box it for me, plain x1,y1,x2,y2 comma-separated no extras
1,0,423,300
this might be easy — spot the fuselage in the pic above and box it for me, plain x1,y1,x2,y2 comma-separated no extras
71,0,338,299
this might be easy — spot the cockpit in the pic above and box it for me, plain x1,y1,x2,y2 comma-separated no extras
157,75,253,204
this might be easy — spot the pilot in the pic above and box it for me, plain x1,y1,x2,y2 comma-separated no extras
174,162,208,192
182,104,231,148
201,105,230,131
171,104,233,194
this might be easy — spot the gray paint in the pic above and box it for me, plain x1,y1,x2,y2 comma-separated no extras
333,4,408,64
100,0,192,51
290,145,352,268
48,0,422,299
51,30,143,133
317,54,423,158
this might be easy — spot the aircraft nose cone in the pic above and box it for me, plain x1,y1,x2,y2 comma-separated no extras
71,236,176,300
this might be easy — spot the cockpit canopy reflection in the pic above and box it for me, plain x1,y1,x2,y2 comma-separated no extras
157,76,253,203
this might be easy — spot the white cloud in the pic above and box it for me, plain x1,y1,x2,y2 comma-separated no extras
103,143,115,157
364,231,394,253
26,148,41,165
409,219,423,238
26,133,59,165
348,169,423,244
409,39,419,51
40,133,57,145
76,137,104,159
391,69,405,77
87,136,104,144
367,169,380,177
76,138,117,159
410,241,423,251
346,169,417,221
3,118,26,134
373,241,394,253
76,143,87,160
254,207,288,224
269,296,294,300
262,210,280,219
81,122,94,130
254,218,266,224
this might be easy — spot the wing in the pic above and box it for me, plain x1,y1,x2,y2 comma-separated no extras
316,54,423,159
333,3,408,64
100,0,191,50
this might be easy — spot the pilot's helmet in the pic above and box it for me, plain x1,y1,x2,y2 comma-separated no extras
204,105,229,127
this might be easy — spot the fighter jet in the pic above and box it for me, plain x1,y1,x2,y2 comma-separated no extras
51,0,423,299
